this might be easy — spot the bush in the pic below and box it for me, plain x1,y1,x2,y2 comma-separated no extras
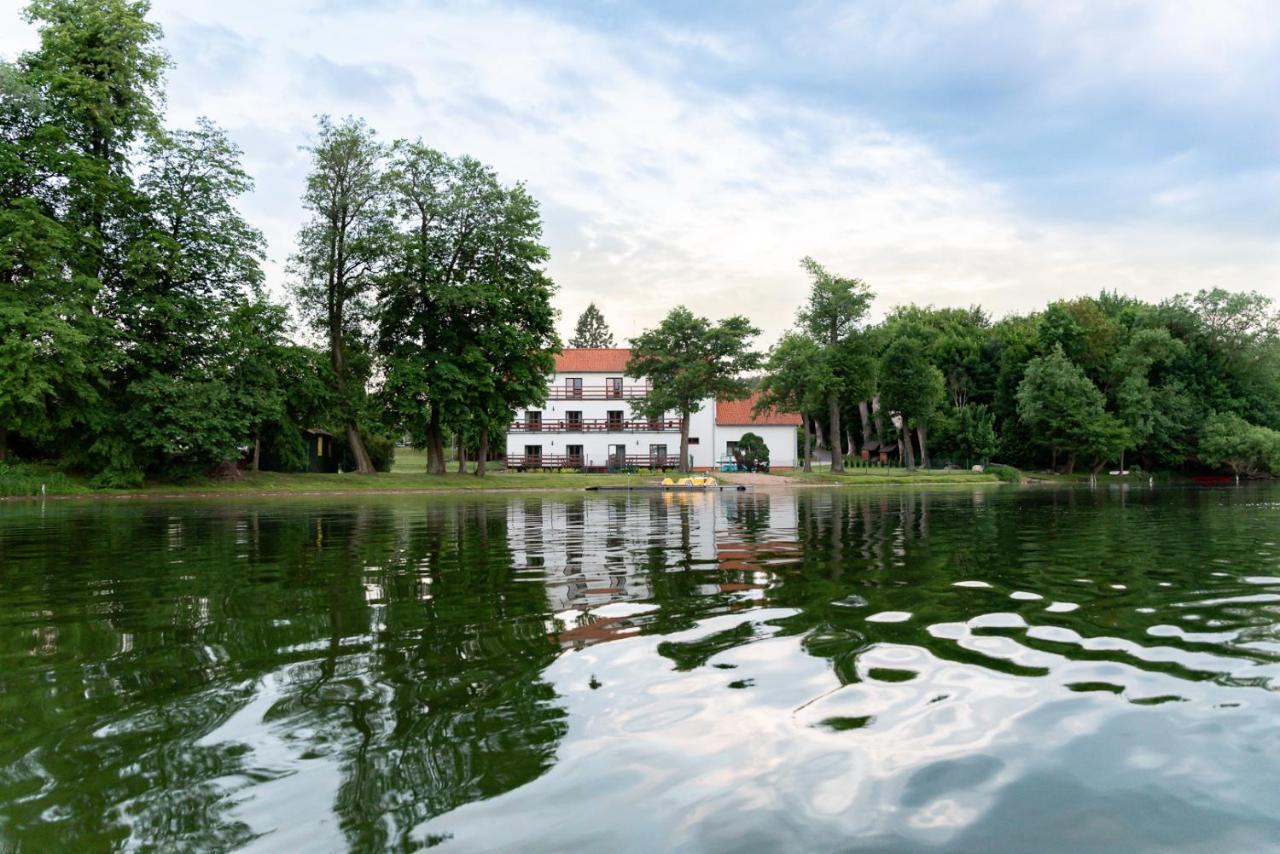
986,463,1022,483
0,463,84,496
734,432,770,472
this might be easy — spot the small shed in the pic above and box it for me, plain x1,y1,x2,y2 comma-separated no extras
304,428,339,473
861,440,899,465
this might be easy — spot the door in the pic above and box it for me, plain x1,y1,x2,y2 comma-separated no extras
610,444,628,468
650,444,667,468
524,444,542,465
566,444,584,467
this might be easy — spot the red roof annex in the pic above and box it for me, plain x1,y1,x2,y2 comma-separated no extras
716,392,803,426
554,348,632,373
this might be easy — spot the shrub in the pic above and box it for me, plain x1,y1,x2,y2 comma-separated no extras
734,432,770,472
986,463,1022,483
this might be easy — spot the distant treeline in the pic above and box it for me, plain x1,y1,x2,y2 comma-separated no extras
1,0,556,484
760,260,1280,477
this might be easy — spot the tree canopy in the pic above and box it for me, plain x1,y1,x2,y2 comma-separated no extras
627,307,760,472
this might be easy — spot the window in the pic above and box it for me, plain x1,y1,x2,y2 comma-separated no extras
525,410,542,431
566,444,584,464
524,444,543,463
566,410,583,430
565,377,582,399
647,414,662,431
606,377,623,399
650,444,668,466
726,441,738,458
606,410,624,431
688,437,700,445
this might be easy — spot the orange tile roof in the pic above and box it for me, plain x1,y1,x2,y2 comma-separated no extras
555,348,632,372
716,392,803,426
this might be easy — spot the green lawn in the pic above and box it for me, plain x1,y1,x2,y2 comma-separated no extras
778,468,1000,486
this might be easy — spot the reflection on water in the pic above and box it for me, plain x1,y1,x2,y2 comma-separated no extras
3,487,1280,850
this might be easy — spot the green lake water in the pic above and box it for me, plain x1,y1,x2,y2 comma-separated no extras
3,486,1280,851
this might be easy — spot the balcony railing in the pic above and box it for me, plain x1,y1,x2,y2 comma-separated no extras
548,383,651,400
506,454,678,470
511,418,682,433
506,454,585,470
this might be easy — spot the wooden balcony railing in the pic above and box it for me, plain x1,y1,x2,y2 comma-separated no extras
506,454,586,470
506,454,679,470
548,383,651,400
511,418,682,433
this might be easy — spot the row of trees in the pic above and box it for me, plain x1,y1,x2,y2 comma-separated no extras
759,259,1280,477
1,0,558,483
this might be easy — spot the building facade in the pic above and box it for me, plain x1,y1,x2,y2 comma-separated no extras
505,348,800,470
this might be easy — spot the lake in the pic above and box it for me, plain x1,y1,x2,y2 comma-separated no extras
3,486,1280,851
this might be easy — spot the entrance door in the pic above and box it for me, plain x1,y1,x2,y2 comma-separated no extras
610,444,628,468
650,444,667,468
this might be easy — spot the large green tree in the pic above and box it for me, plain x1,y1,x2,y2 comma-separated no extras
377,142,558,474
627,307,761,473
1017,346,1127,474
796,257,874,471
290,116,390,474
877,337,945,470
756,332,829,472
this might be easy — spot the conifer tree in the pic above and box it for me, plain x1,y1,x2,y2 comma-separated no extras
568,302,615,348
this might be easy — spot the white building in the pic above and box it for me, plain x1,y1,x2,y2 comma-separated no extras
505,348,801,471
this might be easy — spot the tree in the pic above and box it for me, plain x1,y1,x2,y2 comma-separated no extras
290,116,390,474
1199,413,1280,478
756,332,828,472
568,302,614,348
1017,346,1127,474
877,338,945,470
627,307,761,473
796,257,873,471
734,432,769,472
377,142,558,475
945,404,997,467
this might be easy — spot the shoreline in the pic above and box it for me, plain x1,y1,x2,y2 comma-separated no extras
0,475,1005,503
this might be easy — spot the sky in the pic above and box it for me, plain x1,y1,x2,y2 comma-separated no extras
4,0,1280,346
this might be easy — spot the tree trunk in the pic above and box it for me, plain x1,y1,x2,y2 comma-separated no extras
872,396,885,439
426,403,446,474
858,400,872,448
346,424,376,474
1064,453,1076,475
456,433,465,474
1051,446,1057,473
829,393,843,472
803,418,812,472
1089,457,1107,476
252,431,261,472
474,424,488,477
916,424,929,469
846,427,857,461
814,418,827,451
0,425,8,462
902,423,917,471
679,412,691,473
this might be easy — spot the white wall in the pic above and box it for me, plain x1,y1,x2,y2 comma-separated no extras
712,424,799,469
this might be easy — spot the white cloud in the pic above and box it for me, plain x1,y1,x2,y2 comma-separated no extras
3,0,1280,348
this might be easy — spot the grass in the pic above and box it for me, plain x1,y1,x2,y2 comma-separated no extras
778,467,1000,486
0,463,91,497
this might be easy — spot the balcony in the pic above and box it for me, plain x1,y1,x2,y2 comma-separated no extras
510,418,682,433
548,383,651,400
506,453,678,471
